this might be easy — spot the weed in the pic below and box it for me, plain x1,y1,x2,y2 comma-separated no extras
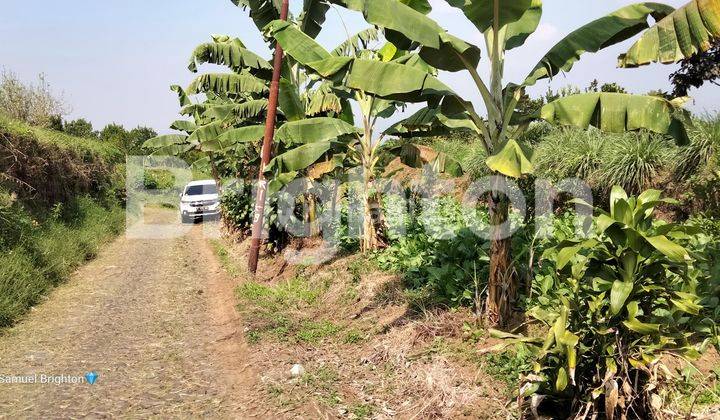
481,347,533,394
295,320,340,344
349,402,374,419
343,328,365,344
211,240,240,277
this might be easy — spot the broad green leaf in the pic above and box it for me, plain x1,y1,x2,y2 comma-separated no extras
610,280,634,315
275,117,360,145
328,0,481,71
188,121,228,143
446,0,533,33
671,297,702,315
623,319,661,334
278,79,305,122
485,138,534,178
505,0,543,50
268,171,299,195
644,234,690,262
267,21,457,101
204,99,269,122
151,143,195,156
524,3,674,86
169,120,197,133
231,0,281,32
331,27,381,56
298,0,331,39
188,40,272,77
555,243,582,270
170,85,191,107
187,73,268,96
267,141,334,172
556,367,568,391
205,125,266,151
539,93,690,145
344,59,455,101
143,134,188,149
306,83,344,116
619,0,720,67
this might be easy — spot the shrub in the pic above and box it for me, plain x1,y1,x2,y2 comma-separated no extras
506,187,713,418
220,181,253,232
0,70,67,128
377,196,490,307
142,169,175,190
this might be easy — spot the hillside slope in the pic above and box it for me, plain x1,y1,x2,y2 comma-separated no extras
0,114,125,327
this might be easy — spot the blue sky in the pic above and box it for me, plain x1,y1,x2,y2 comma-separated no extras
1,0,717,133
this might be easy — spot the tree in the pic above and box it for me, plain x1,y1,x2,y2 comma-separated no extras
265,21,463,251
127,126,157,155
317,0,719,328
63,118,97,138
671,41,720,96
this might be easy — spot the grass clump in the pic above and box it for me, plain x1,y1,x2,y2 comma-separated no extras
0,196,124,327
236,275,339,344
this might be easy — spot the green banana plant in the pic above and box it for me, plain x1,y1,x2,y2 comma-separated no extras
318,0,719,327
264,21,463,251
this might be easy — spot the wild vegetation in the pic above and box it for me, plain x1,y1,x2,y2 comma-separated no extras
3,0,713,417
151,0,720,418
0,76,126,327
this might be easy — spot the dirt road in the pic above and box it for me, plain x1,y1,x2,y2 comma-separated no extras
0,210,268,418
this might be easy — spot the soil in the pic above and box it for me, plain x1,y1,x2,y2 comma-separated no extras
0,209,270,418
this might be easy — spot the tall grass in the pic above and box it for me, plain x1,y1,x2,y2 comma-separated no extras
596,132,673,195
0,196,124,327
674,113,720,180
534,128,605,181
423,131,489,180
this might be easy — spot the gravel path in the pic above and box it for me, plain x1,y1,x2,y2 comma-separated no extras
0,213,268,418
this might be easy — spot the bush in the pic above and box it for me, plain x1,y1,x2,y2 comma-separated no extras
142,169,175,190
0,70,67,128
505,187,715,418
376,195,490,307
220,181,253,232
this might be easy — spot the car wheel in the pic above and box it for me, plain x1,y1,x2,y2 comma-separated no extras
181,214,190,224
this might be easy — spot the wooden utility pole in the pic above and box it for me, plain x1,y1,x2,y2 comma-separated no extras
248,0,290,273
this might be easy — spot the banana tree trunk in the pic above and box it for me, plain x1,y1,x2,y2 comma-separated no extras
485,188,516,328
307,194,320,237
360,168,378,252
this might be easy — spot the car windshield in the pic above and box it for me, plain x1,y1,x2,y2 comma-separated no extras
185,184,217,195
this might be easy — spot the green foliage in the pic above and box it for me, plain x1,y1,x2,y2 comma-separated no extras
0,113,121,162
508,187,715,418
596,132,673,195
220,182,253,232
142,169,175,190
0,196,124,327
100,123,157,155
376,196,490,307
63,118,97,138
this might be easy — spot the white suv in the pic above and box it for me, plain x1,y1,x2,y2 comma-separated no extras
179,180,220,223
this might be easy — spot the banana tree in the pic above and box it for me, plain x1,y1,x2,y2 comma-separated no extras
315,0,719,327
264,20,463,251
143,34,273,180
